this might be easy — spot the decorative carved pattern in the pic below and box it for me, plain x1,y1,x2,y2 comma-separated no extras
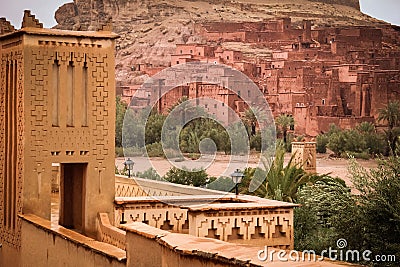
191,209,293,249
115,181,174,198
29,48,50,163
38,40,102,48
0,49,24,250
115,203,189,233
115,199,294,249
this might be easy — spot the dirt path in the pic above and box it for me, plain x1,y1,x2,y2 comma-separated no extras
116,153,377,191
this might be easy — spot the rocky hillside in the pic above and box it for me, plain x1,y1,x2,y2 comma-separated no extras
54,0,387,84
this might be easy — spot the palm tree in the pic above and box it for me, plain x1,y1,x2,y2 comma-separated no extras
239,145,329,203
378,101,400,153
276,114,294,144
355,121,375,133
243,108,257,136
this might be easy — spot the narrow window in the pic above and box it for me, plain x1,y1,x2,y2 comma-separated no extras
67,61,74,126
82,62,88,126
52,60,60,126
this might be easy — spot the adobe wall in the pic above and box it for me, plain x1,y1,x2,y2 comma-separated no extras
123,223,245,267
0,12,118,262
20,214,126,267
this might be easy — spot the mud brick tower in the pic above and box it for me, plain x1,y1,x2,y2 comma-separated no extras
291,142,317,173
0,10,117,263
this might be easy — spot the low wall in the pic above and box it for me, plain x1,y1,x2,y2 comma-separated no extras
115,175,225,197
122,222,351,267
115,195,297,249
122,222,254,267
97,213,126,250
20,214,126,267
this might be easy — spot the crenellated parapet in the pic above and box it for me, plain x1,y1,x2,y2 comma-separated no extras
21,10,43,29
0,18,15,35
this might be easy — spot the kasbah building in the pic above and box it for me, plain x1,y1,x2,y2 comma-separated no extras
0,4,399,267
123,16,400,136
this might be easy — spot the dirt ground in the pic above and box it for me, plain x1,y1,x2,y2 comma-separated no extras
116,153,377,192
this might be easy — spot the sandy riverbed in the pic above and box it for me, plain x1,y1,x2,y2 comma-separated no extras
116,153,377,191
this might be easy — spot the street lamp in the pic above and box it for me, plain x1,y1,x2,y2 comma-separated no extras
124,158,134,178
230,169,244,196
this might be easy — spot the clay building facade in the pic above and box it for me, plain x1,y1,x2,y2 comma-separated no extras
0,11,117,266
128,17,400,136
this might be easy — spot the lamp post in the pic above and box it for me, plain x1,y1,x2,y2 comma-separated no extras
124,158,134,178
230,169,244,196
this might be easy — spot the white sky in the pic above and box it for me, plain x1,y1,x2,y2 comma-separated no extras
0,0,399,28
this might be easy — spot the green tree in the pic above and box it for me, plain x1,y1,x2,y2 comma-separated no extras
355,122,385,155
122,108,145,149
316,134,329,153
250,132,262,151
145,112,166,145
207,177,235,192
178,118,228,154
276,114,294,144
348,156,400,264
378,101,400,154
294,156,400,265
326,122,385,157
240,145,327,203
116,96,127,147
295,177,357,253
135,168,161,180
264,146,326,202
163,167,215,187
243,108,257,136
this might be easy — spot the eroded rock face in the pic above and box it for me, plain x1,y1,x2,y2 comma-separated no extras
54,3,77,29
308,0,360,10
53,0,379,84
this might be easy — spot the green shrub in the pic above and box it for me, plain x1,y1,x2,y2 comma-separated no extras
163,167,214,187
316,134,329,153
250,132,262,151
115,146,124,157
145,142,165,157
207,177,235,192
115,146,143,157
135,168,161,180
